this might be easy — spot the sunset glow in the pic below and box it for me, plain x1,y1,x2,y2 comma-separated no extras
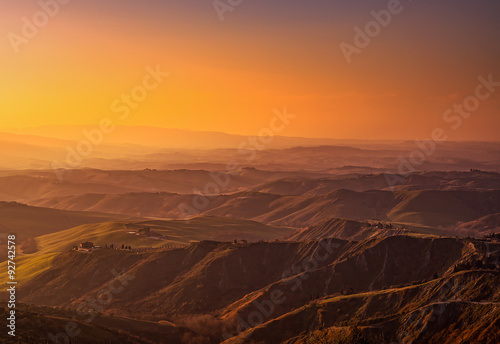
1,0,499,140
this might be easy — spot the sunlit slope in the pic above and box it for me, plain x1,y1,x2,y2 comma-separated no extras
0,201,131,239
10,235,499,343
284,217,439,241
0,215,292,285
16,236,480,317
451,213,500,237
0,253,58,286
6,249,500,343
206,190,500,228
27,189,500,229
222,271,500,344
34,216,293,255
0,202,134,267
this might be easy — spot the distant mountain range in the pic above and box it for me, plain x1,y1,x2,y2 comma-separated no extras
1,125,405,149
1,128,499,172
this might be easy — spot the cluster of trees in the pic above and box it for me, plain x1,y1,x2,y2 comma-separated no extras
104,244,132,250
3,201,28,207
373,222,394,229
485,233,500,239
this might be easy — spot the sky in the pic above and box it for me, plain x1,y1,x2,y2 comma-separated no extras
1,0,499,141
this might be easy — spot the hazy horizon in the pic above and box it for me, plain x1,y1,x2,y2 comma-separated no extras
2,124,500,143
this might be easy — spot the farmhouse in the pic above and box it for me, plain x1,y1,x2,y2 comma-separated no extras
73,242,95,253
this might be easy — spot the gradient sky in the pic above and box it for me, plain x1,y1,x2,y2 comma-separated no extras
1,0,499,140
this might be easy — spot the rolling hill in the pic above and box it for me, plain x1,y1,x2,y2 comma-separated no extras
448,213,500,237
0,202,131,239
0,216,292,286
284,217,417,241
8,235,499,343
27,189,500,230
12,236,487,316
249,171,500,196
0,201,133,263
223,271,500,344
32,216,293,255
0,168,332,202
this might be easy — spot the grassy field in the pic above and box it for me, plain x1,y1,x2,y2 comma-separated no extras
0,216,293,284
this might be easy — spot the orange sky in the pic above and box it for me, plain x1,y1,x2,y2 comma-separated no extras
1,0,499,141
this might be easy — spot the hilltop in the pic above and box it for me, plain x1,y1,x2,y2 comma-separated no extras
0,202,132,263
284,218,416,241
